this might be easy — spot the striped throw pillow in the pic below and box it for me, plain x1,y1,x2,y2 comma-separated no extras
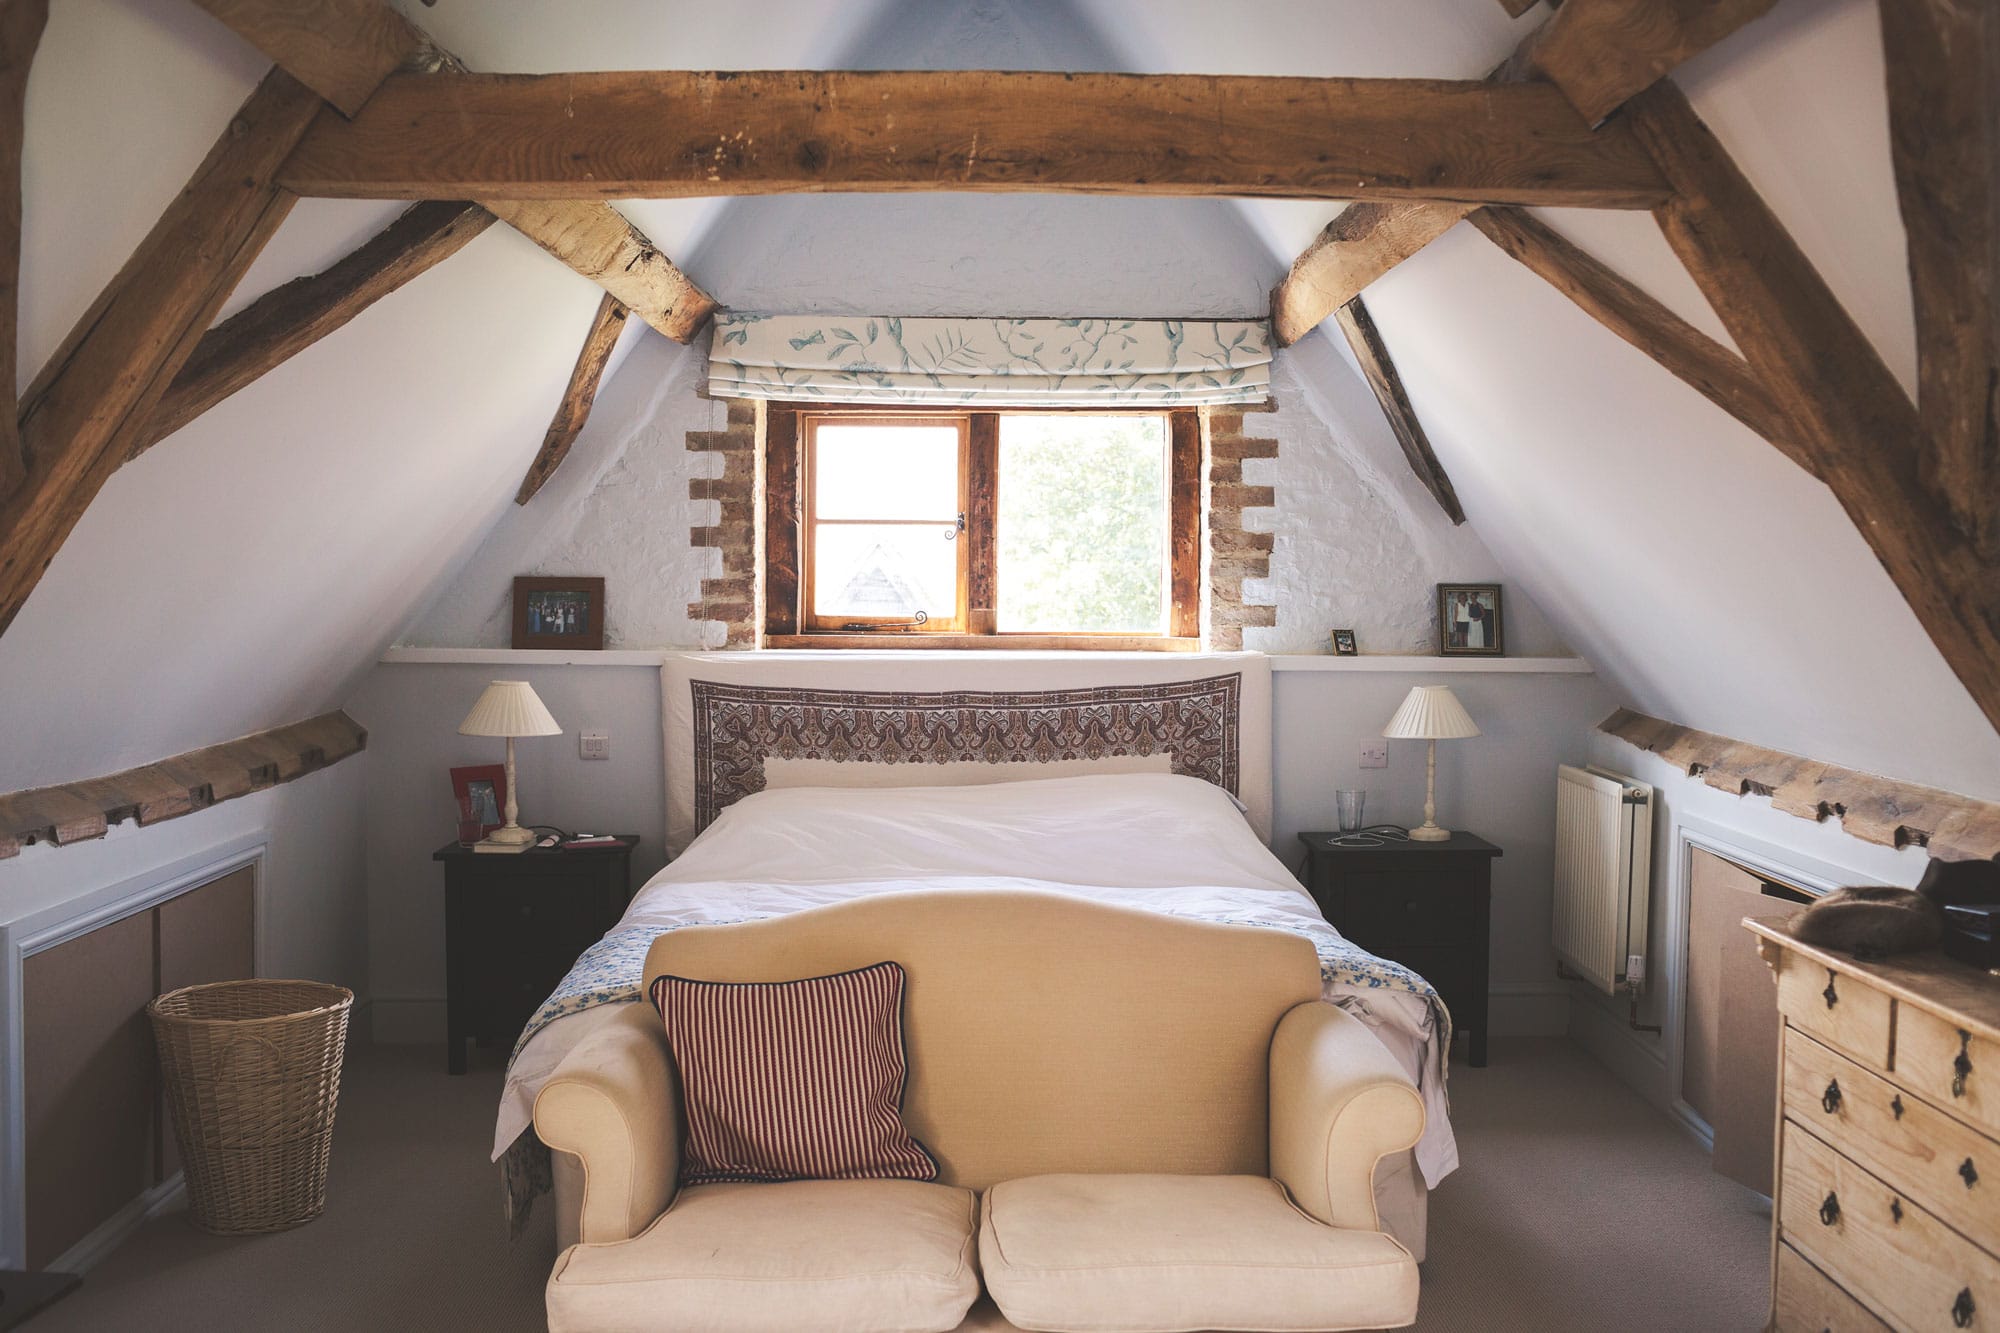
648,961,938,1186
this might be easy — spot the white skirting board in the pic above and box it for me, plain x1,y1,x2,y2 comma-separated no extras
48,1174,185,1276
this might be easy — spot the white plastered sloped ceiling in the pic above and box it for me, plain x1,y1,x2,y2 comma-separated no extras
0,0,1993,813
1343,0,2000,801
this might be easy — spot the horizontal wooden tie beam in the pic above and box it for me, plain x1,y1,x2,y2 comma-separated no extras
1601,708,2000,862
0,710,366,858
276,69,1673,207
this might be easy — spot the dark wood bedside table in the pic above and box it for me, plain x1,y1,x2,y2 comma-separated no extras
1297,831,1501,1066
433,836,639,1074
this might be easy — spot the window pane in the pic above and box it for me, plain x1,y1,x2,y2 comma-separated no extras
813,424,960,520
996,415,1168,634
813,523,959,620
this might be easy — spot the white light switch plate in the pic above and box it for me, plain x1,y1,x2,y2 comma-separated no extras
1359,741,1389,769
579,730,610,760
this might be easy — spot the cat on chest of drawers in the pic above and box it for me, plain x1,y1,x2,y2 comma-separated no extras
1793,857,2000,960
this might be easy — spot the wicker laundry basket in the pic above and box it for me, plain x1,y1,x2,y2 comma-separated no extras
147,979,353,1235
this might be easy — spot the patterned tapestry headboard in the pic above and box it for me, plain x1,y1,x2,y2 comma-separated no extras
662,653,1272,856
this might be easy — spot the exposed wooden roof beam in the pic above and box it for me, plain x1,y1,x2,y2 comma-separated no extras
198,0,715,341
0,710,366,857
1627,80,2000,735
1271,203,1476,348
481,200,715,345
0,70,320,637
140,200,492,453
190,0,427,117
1467,206,1802,469
275,70,1672,208
1523,0,1780,126
0,0,43,502
1602,708,2000,860
516,292,628,504
1333,297,1466,524
1270,1,1769,345
1880,0,2000,560
1494,0,1541,18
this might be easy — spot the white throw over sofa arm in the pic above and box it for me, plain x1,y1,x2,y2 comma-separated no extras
534,1003,683,1245
1268,1000,1427,1232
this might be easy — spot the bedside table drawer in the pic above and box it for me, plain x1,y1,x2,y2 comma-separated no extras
1344,873,1476,947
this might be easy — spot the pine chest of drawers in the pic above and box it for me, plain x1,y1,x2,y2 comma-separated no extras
1751,917,2000,1332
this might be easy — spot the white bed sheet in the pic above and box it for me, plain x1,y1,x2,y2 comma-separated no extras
494,773,1458,1187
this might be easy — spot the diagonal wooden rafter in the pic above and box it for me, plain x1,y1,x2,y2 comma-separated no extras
1466,206,1803,469
191,0,716,342
1333,297,1466,524
1271,0,1777,346
275,70,1672,208
1879,0,2000,561
140,200,493,454
516,292,629,504
0,0,43,502
1626,79,2000,734
0,70,322,638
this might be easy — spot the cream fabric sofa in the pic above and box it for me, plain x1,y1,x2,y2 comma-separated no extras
535,891,1426,1333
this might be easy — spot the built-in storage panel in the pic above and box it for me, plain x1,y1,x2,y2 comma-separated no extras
20,865,254,1269
22,911,155,1269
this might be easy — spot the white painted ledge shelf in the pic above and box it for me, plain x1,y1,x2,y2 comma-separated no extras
379,646,1593,673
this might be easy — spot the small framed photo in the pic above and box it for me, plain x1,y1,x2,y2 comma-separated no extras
513,576,606,650
1331,629,1358,656
451,764,508,839
1437,584,1504,656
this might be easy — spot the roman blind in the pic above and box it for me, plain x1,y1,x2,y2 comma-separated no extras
707,314,1272,407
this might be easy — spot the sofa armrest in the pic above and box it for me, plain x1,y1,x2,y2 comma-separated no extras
1269,1000,1426,1232
533,1002,682,1245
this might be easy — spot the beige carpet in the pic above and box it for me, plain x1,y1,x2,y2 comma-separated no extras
27,1037,1768,1332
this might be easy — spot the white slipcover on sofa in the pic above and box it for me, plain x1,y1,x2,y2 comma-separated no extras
535,891,1426,1332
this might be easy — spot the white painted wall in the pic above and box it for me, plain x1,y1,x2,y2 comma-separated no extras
351,657,1610,1041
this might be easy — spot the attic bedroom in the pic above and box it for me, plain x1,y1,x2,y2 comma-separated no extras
1,0,1996,1329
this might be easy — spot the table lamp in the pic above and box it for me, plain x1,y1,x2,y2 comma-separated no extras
1383,684,1479,842
458,680,562,852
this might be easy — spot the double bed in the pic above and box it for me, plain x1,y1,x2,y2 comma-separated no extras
494,653,1457,1256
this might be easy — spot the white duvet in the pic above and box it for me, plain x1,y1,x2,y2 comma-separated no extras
494,773,1458,1187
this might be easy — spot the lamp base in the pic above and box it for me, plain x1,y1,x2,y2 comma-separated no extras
475,822,536,853
1407,822,1452,842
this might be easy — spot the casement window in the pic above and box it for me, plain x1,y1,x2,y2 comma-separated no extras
765,406,1201,648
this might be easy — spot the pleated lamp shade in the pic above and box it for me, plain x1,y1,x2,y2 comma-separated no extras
457,681,562,738
1382,685,1480,740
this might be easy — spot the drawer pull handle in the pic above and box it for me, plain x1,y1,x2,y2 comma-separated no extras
1891,1197,1904,1224
1964,1158,1981,1189
1822,971,1839,1009
1893,1094,1906,1120
1821,1079,1843,1114
1819,1191,1840,1226
1956,1030,1975,1099
1955,1287,1976,1328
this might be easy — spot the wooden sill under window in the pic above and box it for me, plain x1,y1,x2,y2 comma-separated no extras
765,634,1201,652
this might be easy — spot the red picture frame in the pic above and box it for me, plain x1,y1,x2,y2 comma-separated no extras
451,764,508,838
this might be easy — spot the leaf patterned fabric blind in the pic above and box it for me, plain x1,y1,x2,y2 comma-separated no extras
707,314,1272,406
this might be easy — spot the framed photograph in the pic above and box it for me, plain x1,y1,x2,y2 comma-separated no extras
1436,584,1504,656
451,764,508,838
513,576,606,650
1331,629,1358,656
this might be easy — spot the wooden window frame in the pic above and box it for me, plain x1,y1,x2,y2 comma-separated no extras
764,403,1202,650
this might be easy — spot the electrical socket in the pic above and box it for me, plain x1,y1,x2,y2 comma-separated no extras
579,730,610,761
1359,741,1389,769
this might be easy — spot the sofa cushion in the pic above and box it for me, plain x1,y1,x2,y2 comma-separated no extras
649,960,936,1185
979,1174,1419,1333
546,1179,980,1333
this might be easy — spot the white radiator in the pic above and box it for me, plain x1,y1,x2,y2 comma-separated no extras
1553,764,1654,994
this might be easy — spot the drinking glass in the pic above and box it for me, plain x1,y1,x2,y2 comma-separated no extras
1335,789,1366,833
